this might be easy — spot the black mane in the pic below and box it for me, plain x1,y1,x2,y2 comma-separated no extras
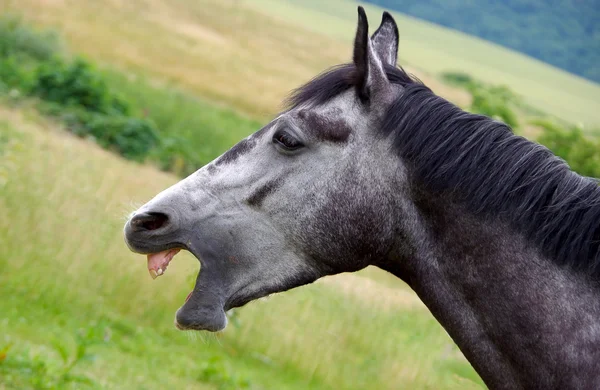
288,64,600,278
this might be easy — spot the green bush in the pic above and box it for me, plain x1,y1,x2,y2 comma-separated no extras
17,49,159,162
441,71,475,89
37,102,159,161
0,55,35,92
535,120,600,178
0,15,62,61
152,136,201,176
11,51,159,162
37,102,94,137
85,115,159,161
0,16,262,171
471,86,519,129
33,58,130,115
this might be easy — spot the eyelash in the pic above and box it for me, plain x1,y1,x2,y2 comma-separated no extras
272,130,303,151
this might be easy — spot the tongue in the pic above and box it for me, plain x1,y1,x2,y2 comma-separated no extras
147,249,180,279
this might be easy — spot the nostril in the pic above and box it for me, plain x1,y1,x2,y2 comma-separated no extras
130,212,169,231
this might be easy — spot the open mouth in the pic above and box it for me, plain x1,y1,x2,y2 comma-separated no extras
145,247,242,306
125,212,232,331
146,248,195,307
143,246,228,331
132,237,269,332
147,248,181,279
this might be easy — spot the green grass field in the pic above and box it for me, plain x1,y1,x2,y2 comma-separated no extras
0,106,482,389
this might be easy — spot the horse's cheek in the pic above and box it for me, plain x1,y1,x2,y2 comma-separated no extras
302,189,394,273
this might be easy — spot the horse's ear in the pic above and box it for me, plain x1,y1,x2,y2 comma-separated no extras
371,12,399,67
353,6,389,103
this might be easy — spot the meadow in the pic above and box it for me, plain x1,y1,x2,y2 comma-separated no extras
0,105,482,389
0,0,598,389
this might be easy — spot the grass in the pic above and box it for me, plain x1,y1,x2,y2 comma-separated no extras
99,69,262,173
0,106,483,389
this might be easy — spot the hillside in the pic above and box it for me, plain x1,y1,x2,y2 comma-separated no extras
248,0,600,128
0,105,482,389
3,0,599,127
364,0,600,83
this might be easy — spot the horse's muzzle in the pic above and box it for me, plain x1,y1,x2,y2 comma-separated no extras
124,209,186,255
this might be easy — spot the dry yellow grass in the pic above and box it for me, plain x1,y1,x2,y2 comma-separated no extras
319,273,426,311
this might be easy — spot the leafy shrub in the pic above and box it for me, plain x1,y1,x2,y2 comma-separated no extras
471,86,519,128
36,102,95,137
0,15,62,61
0,16,262,171
33,58,130,115
0,55,35,92
152,136,204,176
85,115,159,161
535,120,600,178
37,102,159,161
441,71,475,89
30,55,158,161
0,16,141,161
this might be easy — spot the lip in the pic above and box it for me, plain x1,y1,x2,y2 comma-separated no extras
125,229,254,331
124,234,188,256
174,314,228,332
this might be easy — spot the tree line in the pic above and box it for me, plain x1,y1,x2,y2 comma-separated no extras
365,0,600,83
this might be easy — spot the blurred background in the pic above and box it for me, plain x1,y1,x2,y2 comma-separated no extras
0,0,598,389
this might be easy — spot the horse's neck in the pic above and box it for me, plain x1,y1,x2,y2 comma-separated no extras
380,200,600,389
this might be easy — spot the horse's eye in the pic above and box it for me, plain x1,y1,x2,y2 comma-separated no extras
272,130,303,151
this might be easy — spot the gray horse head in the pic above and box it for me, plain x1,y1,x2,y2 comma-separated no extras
124,8,405,332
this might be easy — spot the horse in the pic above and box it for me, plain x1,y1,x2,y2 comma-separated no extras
124,7,600,389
